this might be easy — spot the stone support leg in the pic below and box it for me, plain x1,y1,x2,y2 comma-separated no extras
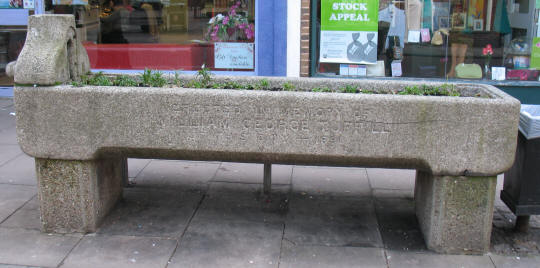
414,171,496,254
35,157,125,233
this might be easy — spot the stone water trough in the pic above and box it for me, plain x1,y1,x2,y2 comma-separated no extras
9,15,521,254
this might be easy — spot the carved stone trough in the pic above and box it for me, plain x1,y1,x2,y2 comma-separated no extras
10,15,520,254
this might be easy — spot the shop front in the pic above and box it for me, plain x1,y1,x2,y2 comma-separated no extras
305,0,540,103
0,1,32,87
0,0,286,84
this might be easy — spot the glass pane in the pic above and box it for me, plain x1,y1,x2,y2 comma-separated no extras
314,0,538,82
46,0,256,71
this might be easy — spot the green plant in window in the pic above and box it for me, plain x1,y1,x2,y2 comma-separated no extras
113,75,139,87
282,82,296,91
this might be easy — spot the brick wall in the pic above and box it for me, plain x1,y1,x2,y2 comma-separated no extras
300,0,311,77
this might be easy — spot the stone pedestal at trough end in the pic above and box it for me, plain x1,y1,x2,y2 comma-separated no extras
36,157,125,233
415,171,496,254
10,14,521,254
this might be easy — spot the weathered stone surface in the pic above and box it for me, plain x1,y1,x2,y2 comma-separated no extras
13,15,89,85
415,171,497,254
15,80,519,176
35,157,124,233
5,61,16,78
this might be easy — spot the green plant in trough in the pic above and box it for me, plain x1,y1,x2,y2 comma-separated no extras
141,69,167,87
339,85,358,93
255,79,270,90
173,71,182,86
282,82,296,91
113,75,139,87
399,84,460,96
87,71,113,86
312,86,331,93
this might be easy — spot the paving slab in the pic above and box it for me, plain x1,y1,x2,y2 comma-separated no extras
280,242,387,268
372,188,414,199
285,196,383,247
97,188,203,238
489,254,540,268
0,228,81,268
386,250,495,267
127,158,152,179
0,145,22,167
133,160,220,190
0,127,18,145
61,235,176,268
0,104,15,132
0,154,36,185
0,98,13,109
0,265,41,268
213,162,293,184
168,219,283,268
292,166,371,198
1,196,40,230
0,184,35,223
195,182,290,224
366,168,416,191
374,197,426,251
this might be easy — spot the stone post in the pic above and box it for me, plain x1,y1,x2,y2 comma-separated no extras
35,157,125,233
414,170,496,254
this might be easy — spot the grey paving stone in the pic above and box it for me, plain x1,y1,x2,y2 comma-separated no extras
367,168,415,191
1,196,40,230
133,160,220,190
292,166,371,198
0,98,13,109
0,127,18,145
374,198,426,252
386,250,495,268
372,189,413,199
61,235,176,268
285,196,383,247
97,188,203,238
0,228,80,268
0,105,15,132
0,184,35,223
195,182,290,224
213,162,293,184
169,219,283,268
0,155,36,185
0,145,22,167
280,242,387,268
489,254,540,268
127,158,152,179
0,265,42,268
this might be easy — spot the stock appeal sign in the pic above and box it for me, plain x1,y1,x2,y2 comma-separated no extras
320,0,379,64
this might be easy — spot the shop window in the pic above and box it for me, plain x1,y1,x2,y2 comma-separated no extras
311,0,540,82
46,0,255,71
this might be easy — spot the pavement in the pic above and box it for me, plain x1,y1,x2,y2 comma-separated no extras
1,97,540,268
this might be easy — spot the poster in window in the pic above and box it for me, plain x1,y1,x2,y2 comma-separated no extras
0,0,23,8
214,42,254,69
319,0,380,64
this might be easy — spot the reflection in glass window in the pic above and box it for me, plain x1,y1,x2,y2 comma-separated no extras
313,0,539,82
46,0,256,71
